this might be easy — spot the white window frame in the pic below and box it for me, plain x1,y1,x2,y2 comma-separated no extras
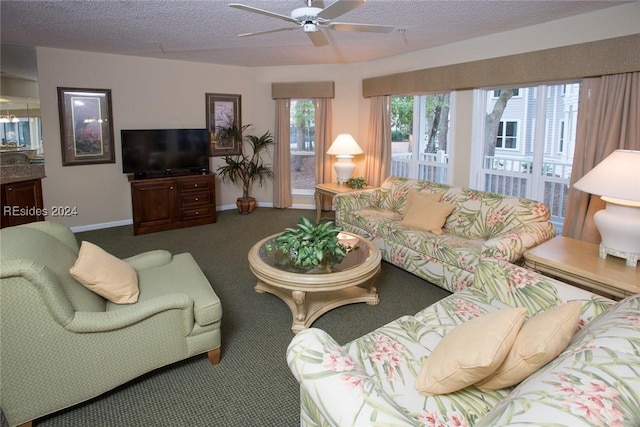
495,120,519,150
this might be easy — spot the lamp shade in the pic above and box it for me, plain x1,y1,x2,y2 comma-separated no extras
326,134,363,156
573,150,640,203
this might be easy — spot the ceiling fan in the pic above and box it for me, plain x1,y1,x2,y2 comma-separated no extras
228,0,394,47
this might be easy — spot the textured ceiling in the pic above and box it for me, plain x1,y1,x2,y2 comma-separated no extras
0,0,631,78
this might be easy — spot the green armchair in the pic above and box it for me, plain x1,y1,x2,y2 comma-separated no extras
0,221,222,427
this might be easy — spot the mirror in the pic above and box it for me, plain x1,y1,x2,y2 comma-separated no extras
0,44,42,164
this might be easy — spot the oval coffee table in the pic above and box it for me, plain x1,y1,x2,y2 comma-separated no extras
248,231,381,333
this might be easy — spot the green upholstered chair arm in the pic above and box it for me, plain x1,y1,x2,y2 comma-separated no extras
66,293,195,334
124,250,173,271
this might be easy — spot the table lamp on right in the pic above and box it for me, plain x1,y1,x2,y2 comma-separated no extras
573,149,640,267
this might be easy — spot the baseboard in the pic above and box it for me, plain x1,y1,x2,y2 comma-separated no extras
292,202,315,210
217,201,275,211
70,202,311,232
71,219,133,233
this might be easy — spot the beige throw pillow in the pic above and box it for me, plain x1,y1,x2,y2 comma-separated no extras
403,191,442,216
476,301,581,391
415,308,527,396
402,195,455,235
70,241,139,304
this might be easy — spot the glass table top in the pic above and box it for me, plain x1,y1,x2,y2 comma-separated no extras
259,232,370,274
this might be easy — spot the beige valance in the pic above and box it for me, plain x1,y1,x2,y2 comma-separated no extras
363,34,640,97
272,81,335,99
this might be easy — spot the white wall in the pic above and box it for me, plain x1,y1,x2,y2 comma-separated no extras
35,2,640,229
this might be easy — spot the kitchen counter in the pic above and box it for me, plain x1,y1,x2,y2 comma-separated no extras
1,164,46,184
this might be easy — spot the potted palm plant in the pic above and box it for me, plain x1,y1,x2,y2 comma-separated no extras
216,123,275,214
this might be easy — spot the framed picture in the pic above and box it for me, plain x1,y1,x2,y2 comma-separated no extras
206,93,241,156
57,87,115,166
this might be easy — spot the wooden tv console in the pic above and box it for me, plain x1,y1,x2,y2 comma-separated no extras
130,173,216,235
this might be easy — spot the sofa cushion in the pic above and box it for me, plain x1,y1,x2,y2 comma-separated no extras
476,301,581,390
415,307,527,396
403,197,455,235
403,190,442,216
378,176,450,214
476,295,640,427
70,241,139,304
441,187,552,240
345,302,513,426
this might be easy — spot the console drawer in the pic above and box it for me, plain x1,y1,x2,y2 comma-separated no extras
180,193,211,207
177,177,212,192
180,206,214,221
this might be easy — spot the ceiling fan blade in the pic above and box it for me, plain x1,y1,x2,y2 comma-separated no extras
317,0,366,20
229,3,298,24
238,27,299,37
307,30,329,47
329,22,394,33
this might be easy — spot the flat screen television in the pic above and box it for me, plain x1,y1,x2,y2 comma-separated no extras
121,128,210,176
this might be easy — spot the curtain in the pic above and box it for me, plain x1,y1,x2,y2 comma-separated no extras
364,95,392,187
562,72,640,242
315,97,333,210
273,98,292,208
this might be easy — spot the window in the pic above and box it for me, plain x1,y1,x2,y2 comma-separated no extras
1,116,43,153
493,88,520,97
496,121,518,149
289,99,316,194
473,82,580,231
390,92,453,184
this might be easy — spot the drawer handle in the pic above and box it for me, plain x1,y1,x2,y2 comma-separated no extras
195,197,199,201
194,184,198,188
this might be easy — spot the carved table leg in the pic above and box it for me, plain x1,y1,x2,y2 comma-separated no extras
291,290,307,333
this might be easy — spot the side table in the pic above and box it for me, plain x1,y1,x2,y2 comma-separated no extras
523,236,640,300
314,182,364,223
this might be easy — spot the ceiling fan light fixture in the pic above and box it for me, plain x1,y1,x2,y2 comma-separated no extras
303,22,318,33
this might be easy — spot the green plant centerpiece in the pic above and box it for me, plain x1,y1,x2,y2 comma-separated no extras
270,217,350,273
346,176,366,189
216,123,274,214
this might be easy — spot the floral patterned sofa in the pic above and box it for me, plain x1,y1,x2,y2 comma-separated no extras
287,258,640,426
335,176,556,292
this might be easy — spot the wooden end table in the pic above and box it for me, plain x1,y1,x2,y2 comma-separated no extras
524,236,640,300
248,231,381,333
314,182,365,223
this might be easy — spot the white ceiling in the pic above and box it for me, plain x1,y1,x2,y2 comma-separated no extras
1,0,631,80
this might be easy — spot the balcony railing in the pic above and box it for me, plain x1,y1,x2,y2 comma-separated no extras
391,150,449,184
389,153,571,231
483,155,572,232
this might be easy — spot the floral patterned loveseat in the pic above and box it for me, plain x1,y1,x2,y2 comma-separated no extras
287,258,640,426
335,176,556,292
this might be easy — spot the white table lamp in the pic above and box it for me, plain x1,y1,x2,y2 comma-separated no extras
326,134,363,184
573,149,640,267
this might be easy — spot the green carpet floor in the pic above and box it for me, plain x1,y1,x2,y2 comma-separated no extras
2,208,451,427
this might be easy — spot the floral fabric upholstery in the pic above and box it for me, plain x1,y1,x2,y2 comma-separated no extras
335,176,557,292
477,294,640,427
286,258,636,427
